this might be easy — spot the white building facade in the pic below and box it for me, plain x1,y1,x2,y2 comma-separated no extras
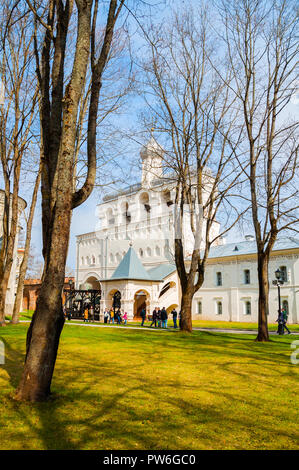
76,139,299,324
192,238,299,324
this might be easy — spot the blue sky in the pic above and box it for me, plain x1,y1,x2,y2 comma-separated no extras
3,0,299,273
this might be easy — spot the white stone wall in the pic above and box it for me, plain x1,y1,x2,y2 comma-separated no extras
192,253,299,324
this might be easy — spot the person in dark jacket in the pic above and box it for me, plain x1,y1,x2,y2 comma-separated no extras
161,307,168,328
171,308,178,328
150,308,158,327
140,308,146,326
156,308,162,327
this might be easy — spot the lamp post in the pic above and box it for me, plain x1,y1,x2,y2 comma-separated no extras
273,268,284,334
68,278,74,317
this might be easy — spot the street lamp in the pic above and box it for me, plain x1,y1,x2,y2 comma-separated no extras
273,268,284,334
68,279,74,317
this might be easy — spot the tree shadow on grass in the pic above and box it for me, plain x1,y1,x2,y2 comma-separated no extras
1,328,298,450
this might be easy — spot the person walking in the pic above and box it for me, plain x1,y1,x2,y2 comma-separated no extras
104,308,109,324
90,305,94,322
123,312,128,325
150,307,158,328
84,305,89,323
171,308,178,328
157,307,161,328
110,309,114,324
118,309,122,324
282,308,291,334
140,307,146,327
161,307,168,328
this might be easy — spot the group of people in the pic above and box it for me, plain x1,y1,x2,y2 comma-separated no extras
103,308,128,325
145,307,179,329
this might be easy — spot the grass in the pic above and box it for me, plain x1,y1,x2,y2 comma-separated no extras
0,323,298,450
10,310,299,332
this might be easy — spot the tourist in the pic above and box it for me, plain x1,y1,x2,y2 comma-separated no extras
90,305,94,322
150,307,158,327
104,309,109,324
116,308,122,324
161,307,168,328
110,309,114,324
157,307,161,327
171,308,178,328
140,307,146,326
84,305,89,323
282,308,291,334
123,312,128,325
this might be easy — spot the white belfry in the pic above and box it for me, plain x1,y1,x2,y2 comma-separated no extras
140,137,164,188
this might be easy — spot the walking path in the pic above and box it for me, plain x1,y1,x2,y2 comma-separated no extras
62,322,299,335
18,320,298,335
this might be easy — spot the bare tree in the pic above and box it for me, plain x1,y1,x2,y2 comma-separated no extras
11,160,41,324
216,0,299,341
15,0,127,402
141,6,246,332
0,2,37,325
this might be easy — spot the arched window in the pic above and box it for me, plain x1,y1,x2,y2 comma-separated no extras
155,245,161,256
197,301,202,315
146,247,152,257
140,192,151,213
121,201,131,224
162,190,173,207
81,257,84,265
91,255,96,265
109,253,114,263
107,208,114,225
86,256,90,265
139,248,144,258
115,252,121,263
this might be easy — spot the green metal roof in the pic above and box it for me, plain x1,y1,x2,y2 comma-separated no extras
110,246,153,281
208,236,299,259
147,264,176,281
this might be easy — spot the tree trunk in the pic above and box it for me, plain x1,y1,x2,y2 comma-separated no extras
15,199,71,401
11,166,41,324
180,286,193,333
0,259,15,326
256,253,270,342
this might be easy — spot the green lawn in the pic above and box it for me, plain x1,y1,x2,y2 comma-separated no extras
12,310,299,332
0,323,298,450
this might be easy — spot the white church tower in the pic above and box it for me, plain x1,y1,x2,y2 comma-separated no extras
140,137,164,188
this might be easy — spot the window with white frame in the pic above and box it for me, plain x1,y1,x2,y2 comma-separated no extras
244,269,250,284
244,300,251,315
279,266,288,282
216,272,222,286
